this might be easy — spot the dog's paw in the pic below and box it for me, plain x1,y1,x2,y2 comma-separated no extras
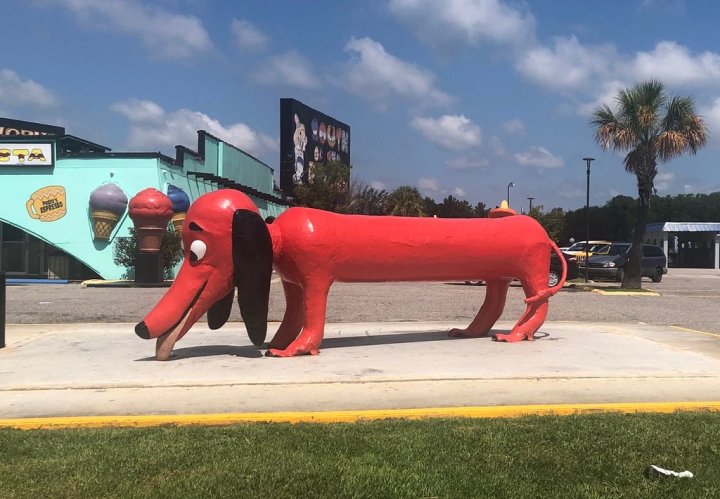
493,331,532,342
265,346,320,357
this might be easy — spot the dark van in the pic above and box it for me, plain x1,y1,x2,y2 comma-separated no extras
580,243,668,282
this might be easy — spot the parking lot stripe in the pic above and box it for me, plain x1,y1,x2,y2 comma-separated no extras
670,325,720,337
592,289,660,296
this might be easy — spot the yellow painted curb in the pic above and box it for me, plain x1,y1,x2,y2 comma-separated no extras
2,401,720,430
592,289,660,296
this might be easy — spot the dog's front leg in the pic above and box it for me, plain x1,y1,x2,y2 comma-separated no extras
266,277,331,357
268,280,305,350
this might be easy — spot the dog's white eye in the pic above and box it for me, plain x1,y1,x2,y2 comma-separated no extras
189,240,206,263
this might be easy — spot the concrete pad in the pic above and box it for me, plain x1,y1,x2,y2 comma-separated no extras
1,321,720,419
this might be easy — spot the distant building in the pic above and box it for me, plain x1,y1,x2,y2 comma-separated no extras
0,118,289,280
645,222,720,269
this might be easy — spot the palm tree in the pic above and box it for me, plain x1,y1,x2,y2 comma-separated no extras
349,184,388,215
591,80,707,288
385,186,425,216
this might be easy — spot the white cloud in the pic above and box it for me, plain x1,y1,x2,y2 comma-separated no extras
445,157,489,170
417,177,440,191
700,97,720,143
342,37,452,109
111,98,277,159
410,115,482,150
502,118,526,136
253,51,320,89
54,0,212,60
0,69,57,108
370,181,388,191
389,0,720,118
518,36,720,115
632,41,720,87
451,187,467,197
654,171,675,192
111,99,164,124
514,146,564,169
389,0,536,54
516,36,618,92
231,19,269,53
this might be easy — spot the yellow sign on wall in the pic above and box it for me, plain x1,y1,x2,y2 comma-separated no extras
0,142,53,166
26,185,67,222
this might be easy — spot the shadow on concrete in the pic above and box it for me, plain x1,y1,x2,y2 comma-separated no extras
134,329,552,360
136,344,265,361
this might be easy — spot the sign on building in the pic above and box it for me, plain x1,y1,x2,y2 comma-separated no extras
280,98,351,198
0,142,54,166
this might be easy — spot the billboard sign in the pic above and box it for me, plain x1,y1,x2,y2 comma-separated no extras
280,98,350,197
0,142,54,166
0,117,65,137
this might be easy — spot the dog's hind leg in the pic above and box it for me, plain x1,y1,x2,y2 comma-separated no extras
494,277,548,343
268,280,305,350
267,277,331,357
450,279,510,338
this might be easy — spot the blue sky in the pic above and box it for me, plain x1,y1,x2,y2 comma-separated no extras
3,0,720,212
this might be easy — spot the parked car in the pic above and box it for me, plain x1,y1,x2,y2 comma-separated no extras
466,250,578,287
564,240,612,262
550,251,579,286
579,243,668,282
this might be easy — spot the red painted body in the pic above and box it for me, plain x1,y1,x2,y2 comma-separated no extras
136,190,566,359
272,208,549,283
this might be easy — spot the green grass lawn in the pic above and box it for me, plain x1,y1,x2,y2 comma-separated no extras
2,412,719,498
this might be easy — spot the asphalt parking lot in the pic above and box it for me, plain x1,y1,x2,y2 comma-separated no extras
5,268,720,335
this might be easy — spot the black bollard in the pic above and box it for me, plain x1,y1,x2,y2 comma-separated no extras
0,271,5,349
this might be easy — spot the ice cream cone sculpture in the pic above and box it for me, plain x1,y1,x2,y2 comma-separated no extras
128,188,173,252
89,183,128,240
167,185,190,235
171,213,185,233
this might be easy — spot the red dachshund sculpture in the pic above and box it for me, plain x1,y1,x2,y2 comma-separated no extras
136,189,566,359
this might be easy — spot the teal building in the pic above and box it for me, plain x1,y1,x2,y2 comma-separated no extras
0,119,288,280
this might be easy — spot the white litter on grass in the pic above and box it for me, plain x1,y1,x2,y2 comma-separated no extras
645,465,694,478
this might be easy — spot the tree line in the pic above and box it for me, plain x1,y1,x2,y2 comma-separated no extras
293,161,489,218
530,192,720,246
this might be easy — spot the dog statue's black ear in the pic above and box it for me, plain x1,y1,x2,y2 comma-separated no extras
207,290,234,330
232,209,273,346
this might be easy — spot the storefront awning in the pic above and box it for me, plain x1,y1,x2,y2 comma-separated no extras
647,222,720,233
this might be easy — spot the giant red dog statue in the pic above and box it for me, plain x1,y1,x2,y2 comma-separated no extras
135,189,566,359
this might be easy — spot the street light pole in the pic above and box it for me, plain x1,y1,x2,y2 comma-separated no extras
527,197,534,212
507,182,515,206
583,157,595,282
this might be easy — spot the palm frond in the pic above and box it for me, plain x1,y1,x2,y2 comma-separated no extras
592,104,637,151
657,96,707,161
